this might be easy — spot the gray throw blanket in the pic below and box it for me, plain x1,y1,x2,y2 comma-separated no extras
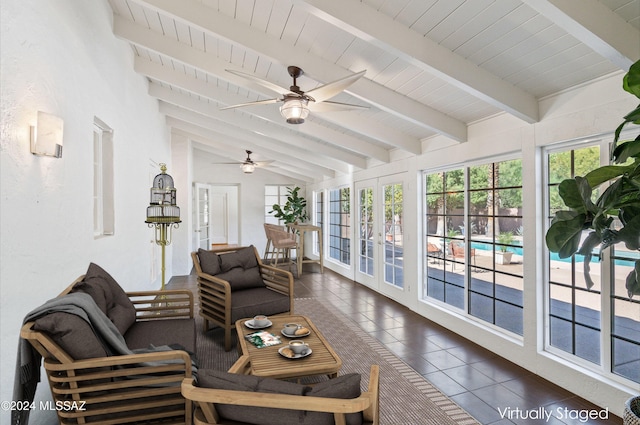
12,292,196,425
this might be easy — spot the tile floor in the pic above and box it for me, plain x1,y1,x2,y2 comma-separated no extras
171,266,623,424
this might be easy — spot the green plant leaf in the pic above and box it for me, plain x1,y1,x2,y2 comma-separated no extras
546,213,586,257
558,177,592,211
577,231,602,290
585,165,630,188
612,137,640,164
617,214,640,250
623,60,640,98
626,261,640,298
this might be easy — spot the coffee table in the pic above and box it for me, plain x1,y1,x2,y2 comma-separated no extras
234,314,342,380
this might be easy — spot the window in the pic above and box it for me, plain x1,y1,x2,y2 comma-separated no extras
423,158,524,336
545,141,640,384
329,187,350,265
93,118,114,237
314,190,324,255
358,187,374,276
265,185,290,225
383,183,403,288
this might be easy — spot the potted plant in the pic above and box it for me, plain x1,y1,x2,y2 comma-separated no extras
496,231,514,265
545,60,640,300
270,186,309,225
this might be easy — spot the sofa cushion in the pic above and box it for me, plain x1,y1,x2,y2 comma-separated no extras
230,287,290,322
72,263,136,335
198,369,305,425
124,318,196,353
198,249,221,275
33,312,107,360
197,370,363,425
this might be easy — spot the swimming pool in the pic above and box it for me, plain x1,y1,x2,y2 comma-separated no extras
470,241,637,266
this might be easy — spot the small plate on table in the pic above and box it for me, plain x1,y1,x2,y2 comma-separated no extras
244,319,272,329
278,346,312,359
281,329,311,338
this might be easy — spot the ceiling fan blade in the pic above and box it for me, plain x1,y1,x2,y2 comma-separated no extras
311,100,369,112
305,70,366,103
220,98,279,110
225,69,290,95
254,160,274,167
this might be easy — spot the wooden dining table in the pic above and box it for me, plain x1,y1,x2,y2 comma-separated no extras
288,223,323,276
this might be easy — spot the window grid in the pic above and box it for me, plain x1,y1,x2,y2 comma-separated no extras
423,159,524,336
93,118,114,237
329,187,350,265
546,141,639,384
265,185,290,225
314,190,324,255
358,187,374,276
547,146,602,365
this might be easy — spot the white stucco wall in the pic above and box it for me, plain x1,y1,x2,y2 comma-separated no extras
1,1,171,423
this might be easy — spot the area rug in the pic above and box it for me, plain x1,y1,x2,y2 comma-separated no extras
195,297,479,425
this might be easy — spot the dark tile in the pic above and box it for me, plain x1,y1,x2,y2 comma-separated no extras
502,374,575,406
422,348,467,370
471,358,531,383
424,370,468,396
444,364,498,391
451,391,507,424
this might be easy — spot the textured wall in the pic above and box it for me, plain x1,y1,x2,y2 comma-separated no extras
0,1,170,422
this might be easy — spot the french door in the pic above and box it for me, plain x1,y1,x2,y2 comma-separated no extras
355,174,408,303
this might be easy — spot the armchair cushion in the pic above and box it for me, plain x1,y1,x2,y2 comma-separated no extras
198,248,221,275
71,263,136,335
197,370,363,425
33,312,107,359
230,287,291,322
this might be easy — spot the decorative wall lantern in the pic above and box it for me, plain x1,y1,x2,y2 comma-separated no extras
30,111,63,158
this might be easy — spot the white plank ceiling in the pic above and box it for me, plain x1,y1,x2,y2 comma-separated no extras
108,0,640,181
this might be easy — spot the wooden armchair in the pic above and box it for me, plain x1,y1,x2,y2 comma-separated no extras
191,246,294,351
20,278,195,425
181,362,380,425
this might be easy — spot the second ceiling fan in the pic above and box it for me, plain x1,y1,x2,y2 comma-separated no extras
221,66,367,124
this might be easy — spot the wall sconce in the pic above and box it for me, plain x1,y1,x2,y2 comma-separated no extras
30,111,63,158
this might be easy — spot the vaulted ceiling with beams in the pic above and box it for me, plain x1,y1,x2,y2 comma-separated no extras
108,0,639,182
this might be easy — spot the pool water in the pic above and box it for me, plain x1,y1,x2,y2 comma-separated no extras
470,241,637,266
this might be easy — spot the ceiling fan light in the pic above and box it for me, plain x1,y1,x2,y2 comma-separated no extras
280,98,309,124
241,162,255,174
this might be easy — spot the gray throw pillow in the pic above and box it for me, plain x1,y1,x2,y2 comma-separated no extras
34,311,107,359
73,263,136,335
198,249,221,275
219,246,258,272
305,373,363,425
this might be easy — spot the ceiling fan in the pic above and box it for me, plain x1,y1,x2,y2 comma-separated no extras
221,66,367,124
213,150,272,174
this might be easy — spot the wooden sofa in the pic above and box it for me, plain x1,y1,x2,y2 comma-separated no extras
19,263,196,425
191,246,294,351
181,359,380,425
